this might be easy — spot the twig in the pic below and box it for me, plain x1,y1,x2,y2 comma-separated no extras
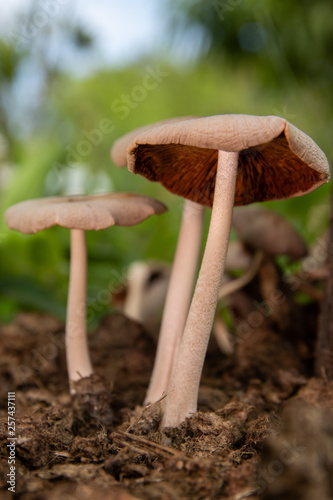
126,393,168,432
112,430,183,458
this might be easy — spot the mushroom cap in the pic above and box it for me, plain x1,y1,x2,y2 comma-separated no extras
121,114,330,207
232,206,308,259
225,240,253,272
111,117,196,168
5,193,167,234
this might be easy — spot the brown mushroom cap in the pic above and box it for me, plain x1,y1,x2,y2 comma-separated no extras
5,193,167,234
123,114,330,207
232,206,308,259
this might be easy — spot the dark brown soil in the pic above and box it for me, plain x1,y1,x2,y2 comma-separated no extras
1,305,333,500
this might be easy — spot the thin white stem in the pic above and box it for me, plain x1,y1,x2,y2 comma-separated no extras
66,229,93,394
145,200,205,404
212,315,234,355
161,150,238,428
218,250,264,300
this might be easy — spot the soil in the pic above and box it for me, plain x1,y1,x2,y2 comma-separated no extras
1,287,333,499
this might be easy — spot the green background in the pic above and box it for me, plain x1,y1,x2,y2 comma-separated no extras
0,0,331,325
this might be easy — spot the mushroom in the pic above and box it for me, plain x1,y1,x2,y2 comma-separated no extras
212,315,234,356
214,208,309,353
219,247,264,300
210,243,263,356
232,206,308,260
212,250,264,356
218,207,308,315
112,118,205,405
5,193,167,393
224,240,253,272
120,114,330,427
232,206,310,326
121,260,171,334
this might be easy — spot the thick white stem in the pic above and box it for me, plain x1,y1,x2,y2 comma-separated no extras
161,150,238,427
66,229,93,393
145,200,205,404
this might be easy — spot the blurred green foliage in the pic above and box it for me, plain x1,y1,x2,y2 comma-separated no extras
168,0,333,88
0,1,332,324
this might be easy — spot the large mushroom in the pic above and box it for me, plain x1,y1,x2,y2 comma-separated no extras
5,193,167,393
119,114,330,427
112,118,205,405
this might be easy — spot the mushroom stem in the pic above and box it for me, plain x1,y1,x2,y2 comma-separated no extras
66,228,93,393
212,315,234,355
218,250,264,300
161,150,238,427
145,199,204,404
123,262,151,323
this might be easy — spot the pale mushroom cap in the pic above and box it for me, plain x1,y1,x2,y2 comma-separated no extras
123,114,330,207
5,193,167,234
111,116,196,167
232,206,308,259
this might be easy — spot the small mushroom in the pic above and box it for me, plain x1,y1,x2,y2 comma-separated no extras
225,240,253,272
114,256,251,356
211,241,261,356
232,206,310,326
220,208,308,306
121,114,329,427
214,208,309,354
219,248,264,301
5,193,167,393
232,206,308,260
122,260,171,334
213,247,264,355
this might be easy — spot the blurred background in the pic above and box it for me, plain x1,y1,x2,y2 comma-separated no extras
0,0,332,326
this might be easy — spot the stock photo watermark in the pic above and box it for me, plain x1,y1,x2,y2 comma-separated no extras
8,0,71,50
6,392,16,493
110,65,170,120
51,64,170,183
256,440,306,494
214,0,243,22
272,105,296,120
